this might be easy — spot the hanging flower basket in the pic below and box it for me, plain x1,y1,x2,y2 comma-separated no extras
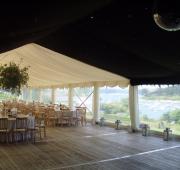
0,62,29,95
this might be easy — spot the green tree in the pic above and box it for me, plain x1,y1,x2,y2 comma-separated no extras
142,114,149,121
161,109,180,124
101,99,128,115
169,109,180,124
161,113,171,123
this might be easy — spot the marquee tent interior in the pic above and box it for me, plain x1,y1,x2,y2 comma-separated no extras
0,43,134,129
0,43,129,88
0,2,180,169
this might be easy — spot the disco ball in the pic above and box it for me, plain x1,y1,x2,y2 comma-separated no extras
153,0,180,31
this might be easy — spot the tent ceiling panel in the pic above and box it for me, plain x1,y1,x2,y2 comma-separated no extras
0,43,129,88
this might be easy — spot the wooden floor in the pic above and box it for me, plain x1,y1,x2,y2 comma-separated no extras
0,124,180,170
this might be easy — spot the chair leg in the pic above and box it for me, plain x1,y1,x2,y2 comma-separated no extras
81,117,84,126
6,132,8,144
26,132,28,144
85,118,87,126
32,130,35,144
30,130,35,144
32,131,34,143
44,127,46,137
40,128,42,139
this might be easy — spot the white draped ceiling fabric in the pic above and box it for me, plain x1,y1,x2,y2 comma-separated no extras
0,43,129,88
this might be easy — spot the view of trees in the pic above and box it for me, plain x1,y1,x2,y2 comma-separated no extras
41,89,51,104
99,86,130,125
139,85,180,135
100,99,130,125
101,99,128,115
139,85,180,100
0,91,17,101
73,87,93,119
1,84,180,135
141,109,180,125
55,88,68,105
161,109,180,124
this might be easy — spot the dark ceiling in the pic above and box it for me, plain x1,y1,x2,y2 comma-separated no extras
1,0,180,85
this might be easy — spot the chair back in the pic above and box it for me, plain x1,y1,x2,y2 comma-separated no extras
35,116,45,127
76,107,86,118
16,118,28,129
0,118,8,130
27,116,35,129
63,110,73,117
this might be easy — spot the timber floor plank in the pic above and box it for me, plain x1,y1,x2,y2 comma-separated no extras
0,124,179,170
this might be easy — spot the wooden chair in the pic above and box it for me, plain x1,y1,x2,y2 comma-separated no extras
27,115,38,143
46,109,57,127
58,109,75,127
75,107,87,126
35,116,46,139
62,110,73,126
15,118,28,142
0,118,9,143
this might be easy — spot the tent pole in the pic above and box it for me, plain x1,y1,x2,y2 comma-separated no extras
39,89,43,103
129,85,140,132
51,88,56,104
28,88,32,102
68,86,74,109
93,83,100,124
22,87,28,101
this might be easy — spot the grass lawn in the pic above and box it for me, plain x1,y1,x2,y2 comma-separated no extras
141,120,180,135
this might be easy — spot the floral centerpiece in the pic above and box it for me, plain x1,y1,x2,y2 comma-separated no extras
0,61,29,95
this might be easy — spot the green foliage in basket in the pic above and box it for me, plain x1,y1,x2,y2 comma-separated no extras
0,62,29,95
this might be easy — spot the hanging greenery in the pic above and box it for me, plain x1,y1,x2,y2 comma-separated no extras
0,62,29,95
